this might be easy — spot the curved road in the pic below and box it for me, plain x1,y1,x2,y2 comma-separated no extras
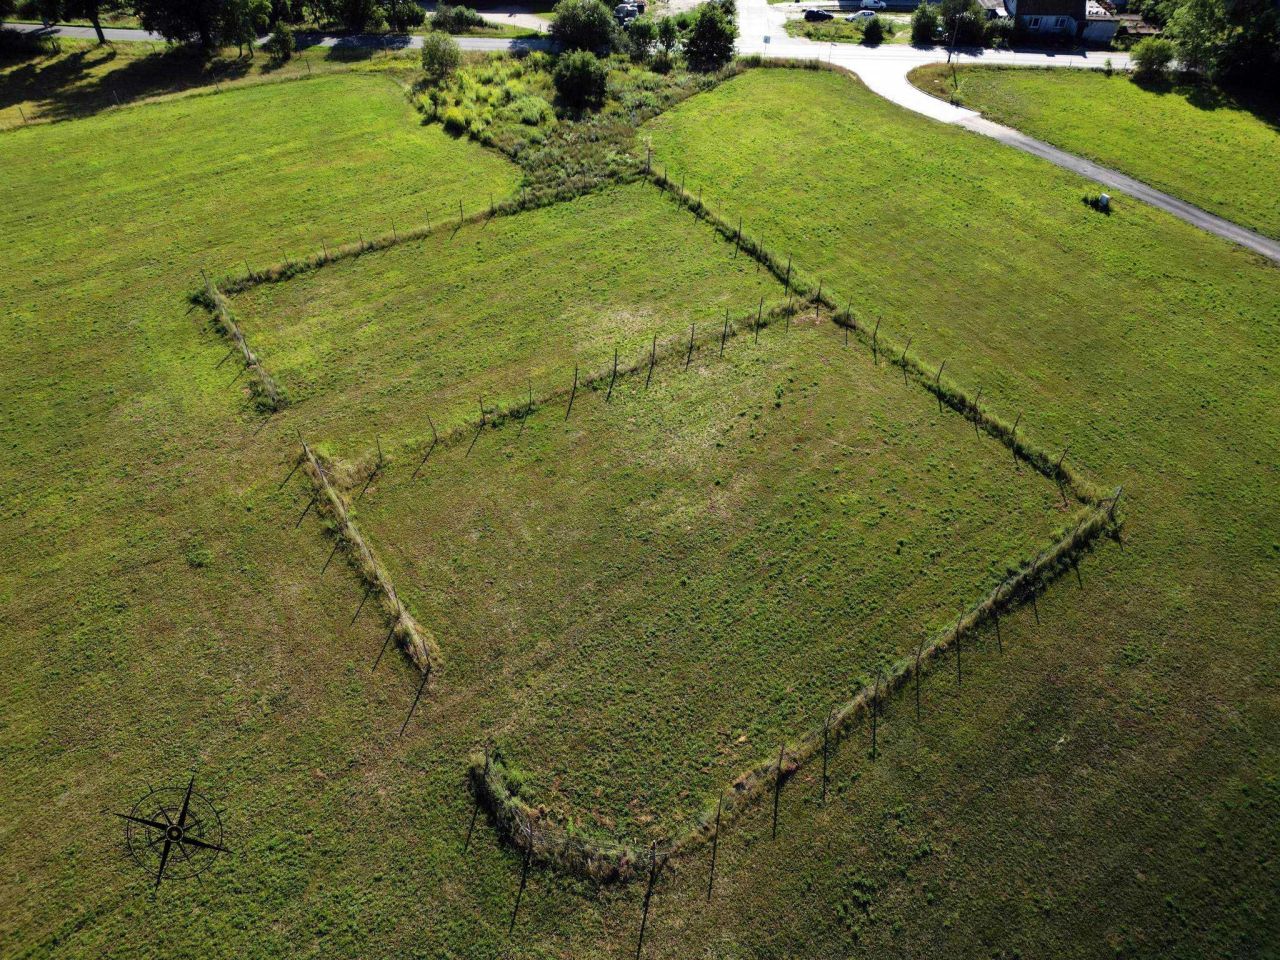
735,0,1280,263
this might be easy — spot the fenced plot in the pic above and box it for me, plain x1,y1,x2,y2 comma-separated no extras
224,182,782,460
353,319,1086,843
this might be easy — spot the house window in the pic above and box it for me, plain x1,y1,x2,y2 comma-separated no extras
1028,15,1041,26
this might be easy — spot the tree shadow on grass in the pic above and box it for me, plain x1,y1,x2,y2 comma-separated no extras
1132,71,1280,134
3,39,255,123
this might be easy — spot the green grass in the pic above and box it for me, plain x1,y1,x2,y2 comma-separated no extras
643,65,1280,957
353,312,1076,837
783,15,908,44
4,52,1279,960
0,71,536,958
227,183,783,459
0,36,423,129
909,64,1280,240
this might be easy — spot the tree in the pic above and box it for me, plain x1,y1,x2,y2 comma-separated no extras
627,15,656,62
553,48,607,108
550,0,616,53
683,1,735,71
262,23,295,59
221,0,270,54
656,14,678,52
938,0,983,45
861,14,884,44
384,0,424,29
1166,0,1226,72
910,2,939,44
1131,35,1175,77
420,30,461,84
134,0,222,49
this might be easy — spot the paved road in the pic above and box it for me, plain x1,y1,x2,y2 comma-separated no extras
734,0,1280,263
2,20,549,52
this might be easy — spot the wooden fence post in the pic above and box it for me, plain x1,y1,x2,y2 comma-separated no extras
720,310,729,357
685,323,695,371
755,298,763,344
935,360,948,413
772,743,785,839
872,317,881,365
646,335,657,389
1010,412,1022,465
607,348,619,402
566,365,578,419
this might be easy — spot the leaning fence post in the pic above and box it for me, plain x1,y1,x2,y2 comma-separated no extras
814,280,822,322
734,215,742,257
1108,485,1124,520
1010,412,1022,465
935,360,948,413
607,348,619,403
685,323,695,370
720,310,729,357
955,627,962,685
872,317,881,364
645,335,656,389
1055,443,1071,505
755,298,763,344
707,794,723,901
412,413,439,479
783,256,792,298
566,365,579,419
636,842,659,959
915,639,924,721
821,709,832,802
772,743,785,839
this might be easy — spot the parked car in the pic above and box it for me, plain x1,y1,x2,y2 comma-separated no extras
614,2,640,21
845,10,876,19
859,0,887,8
803,8,835,21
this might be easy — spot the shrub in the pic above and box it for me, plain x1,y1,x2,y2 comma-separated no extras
983,15,1013,47
683,2,736,71
421,30,462,84
657,15,679,52
431,3,486,32
441,105,468,133
385,0,426,29
862,15,884,44
262,26,295,61
911,2,939,44
1131,36,1175,78
550,0,617,52
553,48,608,108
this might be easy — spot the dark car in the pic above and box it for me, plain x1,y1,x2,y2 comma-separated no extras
803,8,834,20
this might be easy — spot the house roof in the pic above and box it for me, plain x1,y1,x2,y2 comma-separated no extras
1015,0,1085,18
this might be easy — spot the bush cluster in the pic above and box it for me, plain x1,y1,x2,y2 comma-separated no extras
431,3,486,33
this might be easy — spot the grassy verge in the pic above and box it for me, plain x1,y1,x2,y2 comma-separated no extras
908,63,1280,240
783,15,908,44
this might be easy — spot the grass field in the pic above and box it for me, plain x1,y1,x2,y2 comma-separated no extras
909,64,1280,240
643,66,1280,956
353,314,1078,836
3,47,1278,960
226,184,782,459
0,36,427,129
0,70,534,958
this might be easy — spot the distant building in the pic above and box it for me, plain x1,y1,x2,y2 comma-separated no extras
1006,0,1120,43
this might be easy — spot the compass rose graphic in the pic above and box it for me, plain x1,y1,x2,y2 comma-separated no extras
114,777,228,889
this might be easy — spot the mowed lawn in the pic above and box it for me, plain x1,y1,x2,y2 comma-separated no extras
229,183,784,460
910,64,1280,240
0,72,543,960
357,320,1076,835
641,66,1280,958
